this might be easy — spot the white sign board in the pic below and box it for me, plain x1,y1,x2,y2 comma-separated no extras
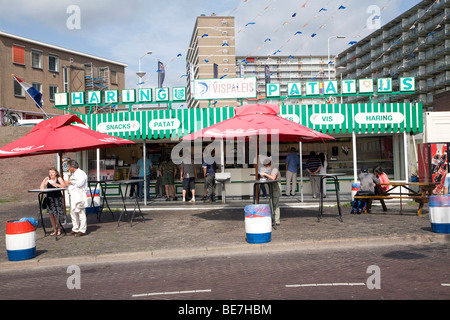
194,77,257,100
424,112,450,143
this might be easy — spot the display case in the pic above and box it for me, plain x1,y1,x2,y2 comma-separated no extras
88,160,115,181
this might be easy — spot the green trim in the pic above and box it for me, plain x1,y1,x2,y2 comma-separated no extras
79,103,423,141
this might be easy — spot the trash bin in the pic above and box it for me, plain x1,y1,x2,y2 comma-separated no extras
429,195,450,234
351,183,360,201
244,204,272,244
6,219,37,261
85,188,101,214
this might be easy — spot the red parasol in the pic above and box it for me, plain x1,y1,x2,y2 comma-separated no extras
182,104,334,203
0,114,134,159
182,103,334,142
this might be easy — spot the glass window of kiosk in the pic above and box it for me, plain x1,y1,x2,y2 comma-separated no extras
356,136,394,176
278,135,395,177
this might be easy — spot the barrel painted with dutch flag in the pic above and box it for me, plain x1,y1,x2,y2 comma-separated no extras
244,204,272,244
6,220,36,261
429,195,450,234
85,188,101,213
351,183,360,201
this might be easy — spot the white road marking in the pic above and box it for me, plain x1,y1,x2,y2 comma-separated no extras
286,283,365,288
132,289,211,298
441,284,450,287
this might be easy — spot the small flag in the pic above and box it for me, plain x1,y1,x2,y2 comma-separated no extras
157,61,165,88
12,75,43,109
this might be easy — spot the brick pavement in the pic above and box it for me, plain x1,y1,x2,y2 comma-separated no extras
0,196,449,271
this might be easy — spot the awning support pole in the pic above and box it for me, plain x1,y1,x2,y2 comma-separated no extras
352,131,357,183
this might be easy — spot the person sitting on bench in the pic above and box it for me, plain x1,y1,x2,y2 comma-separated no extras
373,166,390,195
351,166,380,214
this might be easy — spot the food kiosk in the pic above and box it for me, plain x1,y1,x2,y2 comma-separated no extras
76,102,423,200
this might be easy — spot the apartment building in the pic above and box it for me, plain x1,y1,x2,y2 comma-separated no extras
0,31,127,125
336,0,450,110
186,14,237,109
236,55,334,105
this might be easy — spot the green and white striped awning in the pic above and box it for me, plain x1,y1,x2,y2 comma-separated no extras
280,103,423,134
79,103,423,140
80,107,236,140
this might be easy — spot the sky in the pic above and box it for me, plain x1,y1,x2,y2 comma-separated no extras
0,0,422,90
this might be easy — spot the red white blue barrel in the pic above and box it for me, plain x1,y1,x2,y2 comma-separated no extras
244,204,272,244
351,183,360,200
6,220,36,261
85,188,101,213
429,195,450,233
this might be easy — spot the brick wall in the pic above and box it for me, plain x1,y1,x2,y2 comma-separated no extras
0,127,57,202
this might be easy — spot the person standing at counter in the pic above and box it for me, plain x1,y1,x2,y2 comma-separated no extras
319,153,328,198
259,157,281,226
40,167,66,236
65,160,88,237
160,155,178,201
128,156,139,198
202,150,217,202
180,153,197,203
285,148,300,197
137,153,152,201
305,151,322,198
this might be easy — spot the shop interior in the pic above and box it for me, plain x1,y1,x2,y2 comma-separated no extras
85,134,398,182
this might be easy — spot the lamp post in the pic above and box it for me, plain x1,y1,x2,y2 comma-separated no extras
336,66,346,103
327,36,345,80
137,51,152,86
136,51,153,87
137,51,152,205
135,51,152,112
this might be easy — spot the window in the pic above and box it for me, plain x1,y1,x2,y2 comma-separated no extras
49,85,58,102
14,79,24,97
31,50,43,69
110,71,118,84
49,54,59,72
12,45,25,65
32,82,42,94
356,136,394,176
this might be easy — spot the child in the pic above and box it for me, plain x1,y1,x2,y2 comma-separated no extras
351,166,380,214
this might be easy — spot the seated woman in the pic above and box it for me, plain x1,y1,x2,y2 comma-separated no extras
373,166,390,194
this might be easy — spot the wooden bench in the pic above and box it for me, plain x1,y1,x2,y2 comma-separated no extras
353,194,429,215
353,182,436,216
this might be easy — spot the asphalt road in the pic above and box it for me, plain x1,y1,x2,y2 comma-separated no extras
1,243,448,306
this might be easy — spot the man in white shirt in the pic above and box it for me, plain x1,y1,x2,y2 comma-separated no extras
65,160,88,237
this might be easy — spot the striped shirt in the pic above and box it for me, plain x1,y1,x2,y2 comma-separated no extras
305,156,321,173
